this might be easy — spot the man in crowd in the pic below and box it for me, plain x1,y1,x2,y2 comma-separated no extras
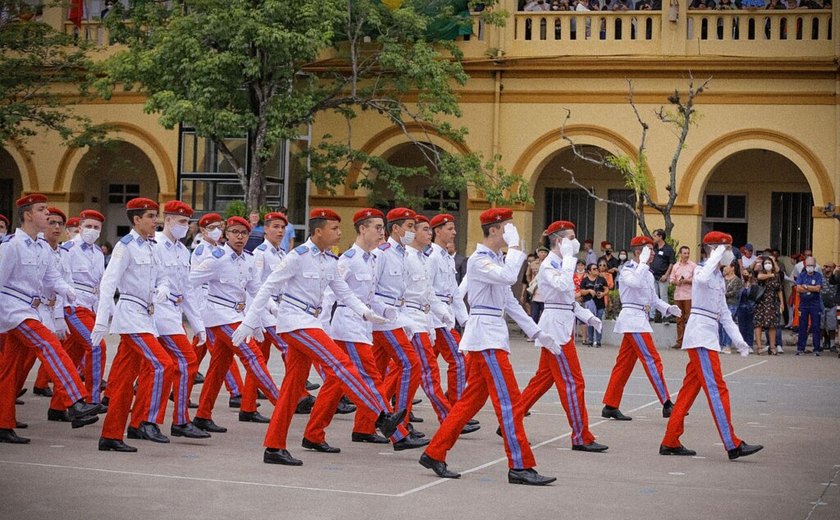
649,229,675,323
740,243,757,271
795,256,824,355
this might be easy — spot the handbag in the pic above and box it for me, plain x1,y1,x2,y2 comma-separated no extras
748,283,765,303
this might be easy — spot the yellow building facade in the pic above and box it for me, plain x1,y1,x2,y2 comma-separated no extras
2,1,839,260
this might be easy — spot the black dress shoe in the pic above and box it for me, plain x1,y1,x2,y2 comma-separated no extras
728,442,763,460
406,423,425,439
294,395,316,415
419,452,460,478
0,429,30,444
508,468,556,486
137,422,170,443
466,419,480,426
101,396,110,407
375,408,407,439
228,395,242,408
15,398,24,405
71,415,99,429
127,426,141,439
48,408,71,422
496,426,503,437
393,436,429,451
239,411,271,423
302,438,341,453
305,379,321,391
188,400,198,409
257,390,268,400
409,411,424,423
335,399,356,415
264,448,303,466
352,432,390,444
659,444,696,456
193,372,205,385
602,406,632,421
67,400,105,421
98,437,137,452
171,422,211,439
16,421,27,429
100,380,107,391
663,400,674,418
193,417,227,433
572,441,609,452
33,386,53,397
17,388,27,398
460,423,481,435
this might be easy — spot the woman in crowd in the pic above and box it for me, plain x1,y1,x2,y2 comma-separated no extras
753,256,785,355
580,263,608,347
720,260,743,354
574,259,588,340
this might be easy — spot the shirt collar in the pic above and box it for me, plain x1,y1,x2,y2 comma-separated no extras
352,243,372,262
129,228,147,245
224,243,245,260
262,239,281,255
388,236,405,255
475,243,501,260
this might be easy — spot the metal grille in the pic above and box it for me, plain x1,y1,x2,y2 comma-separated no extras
544,188,595,241
607,189,637,249
770,192,813,256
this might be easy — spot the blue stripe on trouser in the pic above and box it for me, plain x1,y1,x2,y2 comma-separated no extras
291,331,380,412
160,336,189,425
66,310,102,403
129,334,165,422
266,326,288,355
222,325,278,400
632,333,669,403
206,328,216,345
697,348,737,451
343,342,388,411
18,322,82,402
482,350,524,469
440,328,466,400
411,334,449,421
383,330,412,414
553,350,584,445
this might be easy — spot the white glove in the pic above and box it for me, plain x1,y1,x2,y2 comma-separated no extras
363,310,388,325
231,323,264,346
63,286,77,304
586,315,603,334
155,285,170,304
54,318,68,341
382,307,398,321
667,305,683,318
441,313,455,330
502,223,520,248
708,244,726,267
734,339,750,357
536,331,562,355
195,330,207,346
639,245,652,265
90,322,108,348
267,299,281,318
559,237,575,259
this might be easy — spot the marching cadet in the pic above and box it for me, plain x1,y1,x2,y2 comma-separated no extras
419,208,557,486
428,214,470,405
516,220,608,452
64,217,80,242
660,231,764,460
231,208,411,466
92,197,175,452
601,236,680,421
305,208,427,450
188,216,280,433
190,212,245,406
0,194,102,444
149,201,210,440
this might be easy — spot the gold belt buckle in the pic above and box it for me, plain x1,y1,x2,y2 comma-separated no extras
47,297,57,308
31,297,42,309
422,303,431,314
147,304,155,316
234,302,246,312
312,307,322,318
174,296,184,305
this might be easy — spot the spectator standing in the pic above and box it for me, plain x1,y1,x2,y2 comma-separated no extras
819,262,837,352
244,210,265,252
720,260,743,353
598,241,621,278
740,243,757,271
794,256,824,355
649,229,675,322
528,247,550,323
737,268,756,348
580,264,608,347
574,260,587,340
753,257,784,355
446,242,467,284
519,252,538,317
582,239,598,266
669,246,697,349
278,206,295,252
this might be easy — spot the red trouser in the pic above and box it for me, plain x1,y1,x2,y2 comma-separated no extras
101,333,174,439
603,332,671,408
34,363,51,389
372,328,421,424
157,334,198,426
16,348,69,412
426,349,536,470
519,344,596,446
200,328,244,396
0,319,89,429
63,306,106,402
196,323,278,421
433,327,467,404
410,332,451,423
266,328,406,450
241,326,287,414
662,347,742,452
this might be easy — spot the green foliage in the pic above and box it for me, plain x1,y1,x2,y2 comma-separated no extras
224,200,247,219
605,152,648,195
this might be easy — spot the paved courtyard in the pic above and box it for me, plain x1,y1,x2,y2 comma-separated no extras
1,331,838,520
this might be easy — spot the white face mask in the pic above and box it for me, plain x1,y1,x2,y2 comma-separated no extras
81,228,100,245
400,230,416,246
619,254,627,260
763,262,773,271
206,228,223,242
171,223,189,240
805,265,815,274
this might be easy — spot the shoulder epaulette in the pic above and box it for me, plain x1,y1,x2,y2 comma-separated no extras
294,244,309,255
326,251,338,260
256,243,267,251
119,234,133,245
440,248,447,256
61,241,75,251
377,242,390,251
195,244,204,255
476,250,491,256
343,248,356,258
212,248,225,259
1,233,14,244
550,260,559,268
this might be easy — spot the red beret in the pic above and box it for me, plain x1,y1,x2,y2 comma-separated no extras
544,220,575,235
65,217,80,228
125,197,158,211
0,214,9,226
80,209,105,222
163,200,194,217
263,212,288,224
16,193,47,207
429,213,455,229
630,235,654,247
310,208,341,222
198,213,223,228
226,216,251,232
386,207,415,223
479,208,513,226
47,207,66,222
353,208,385,225
583,238,593,244
415,215,430,225
703,231,733,245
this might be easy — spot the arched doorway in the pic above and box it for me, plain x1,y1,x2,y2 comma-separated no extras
0,147,23,222
701,149,812,256
69,141,159,244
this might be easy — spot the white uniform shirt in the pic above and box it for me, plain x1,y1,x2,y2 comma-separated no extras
458,244,541,352
252,239,286,329
190,242,219,326
61,235,105,312
428,242,469,327
0,229,73,333
242,239,370,334
613,260,670,334
681,262,743,352
94,229,160,335
189,243,260,329
534,251,580,346
153,231,203,336
321,243,377,344
38,242,69,331
370,236,411,332
402,245,447,337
